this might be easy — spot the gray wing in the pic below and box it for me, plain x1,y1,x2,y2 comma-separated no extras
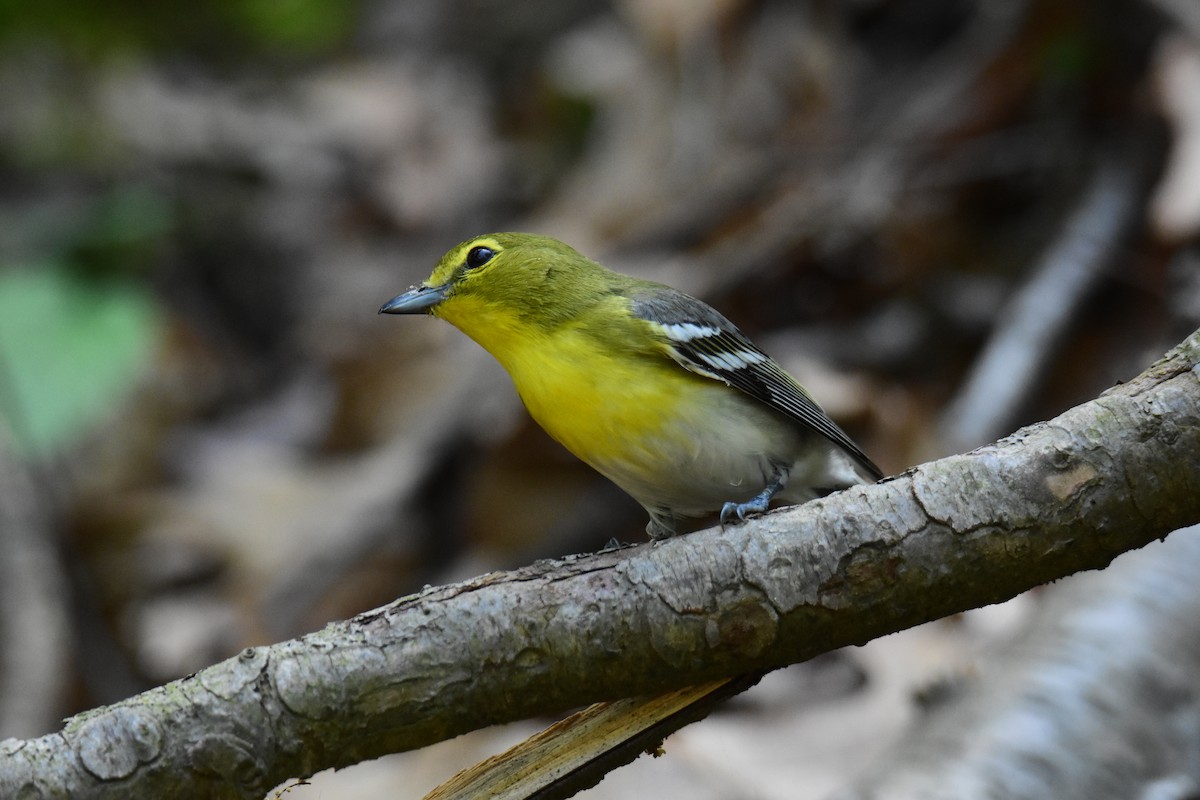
631,288,883,480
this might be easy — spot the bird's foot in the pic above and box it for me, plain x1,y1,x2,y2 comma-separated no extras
720,469,788,529
720,495,770,527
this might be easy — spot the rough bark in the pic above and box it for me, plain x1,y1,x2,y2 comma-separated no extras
2,330,1198,800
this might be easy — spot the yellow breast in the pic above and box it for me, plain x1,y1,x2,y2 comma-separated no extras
435,292,685,466
503,327,691,467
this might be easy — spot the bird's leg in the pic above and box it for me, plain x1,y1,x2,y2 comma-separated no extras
721,467,789,527
646,508,677,540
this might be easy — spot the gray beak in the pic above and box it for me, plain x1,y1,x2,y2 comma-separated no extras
378,284,449,315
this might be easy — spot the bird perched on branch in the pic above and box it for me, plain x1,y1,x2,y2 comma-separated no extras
380,233,882,539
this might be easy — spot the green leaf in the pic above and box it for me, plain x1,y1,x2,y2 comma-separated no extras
0,266,159,457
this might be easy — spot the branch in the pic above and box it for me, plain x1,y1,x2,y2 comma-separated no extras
3,330,1199,800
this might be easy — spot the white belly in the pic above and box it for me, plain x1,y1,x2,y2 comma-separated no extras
586,386,863,519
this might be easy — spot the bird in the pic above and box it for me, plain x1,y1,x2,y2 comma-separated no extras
379,233,882,540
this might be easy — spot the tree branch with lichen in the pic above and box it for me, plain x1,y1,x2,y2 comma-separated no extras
3,330,1199,800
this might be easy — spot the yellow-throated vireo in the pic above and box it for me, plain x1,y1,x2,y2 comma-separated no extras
380,233,883,540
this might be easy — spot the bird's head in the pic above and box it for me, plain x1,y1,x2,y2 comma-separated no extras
379,233,622,337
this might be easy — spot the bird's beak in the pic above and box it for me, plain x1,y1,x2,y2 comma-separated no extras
378,284,449,315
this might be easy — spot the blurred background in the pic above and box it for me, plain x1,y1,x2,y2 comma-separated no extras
0,0,1198,797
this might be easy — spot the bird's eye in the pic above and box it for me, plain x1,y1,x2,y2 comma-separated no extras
465,246,496,269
